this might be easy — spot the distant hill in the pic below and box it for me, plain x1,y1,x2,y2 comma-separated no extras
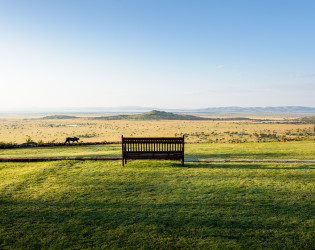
42,115,79,119
93,110,207,120
93,110,257,121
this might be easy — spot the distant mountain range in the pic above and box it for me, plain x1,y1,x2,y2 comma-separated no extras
192,106,315,113
1,106,315,114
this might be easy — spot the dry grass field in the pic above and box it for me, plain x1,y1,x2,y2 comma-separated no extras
0,114,314,144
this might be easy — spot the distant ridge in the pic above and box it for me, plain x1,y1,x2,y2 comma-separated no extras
42,115,79,119
1,106,314,114
92,110,256,121
93,110,207,120
194,106,315,113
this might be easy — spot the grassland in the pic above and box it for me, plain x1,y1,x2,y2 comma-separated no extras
0,115,314,143
1,140,315,159
0,114,314,248
0,160,314,249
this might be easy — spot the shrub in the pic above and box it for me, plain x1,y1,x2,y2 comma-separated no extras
0,141,17,149
25,136,36,144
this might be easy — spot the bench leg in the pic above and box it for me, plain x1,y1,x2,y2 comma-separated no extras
122,157,124,166
181,158,184,165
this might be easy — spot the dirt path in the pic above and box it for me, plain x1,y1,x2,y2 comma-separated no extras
0,157,314,163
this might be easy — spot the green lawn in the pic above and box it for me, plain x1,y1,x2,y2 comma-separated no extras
0,160,314,249
1,140,315,159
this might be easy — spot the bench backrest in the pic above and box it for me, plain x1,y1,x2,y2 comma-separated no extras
122,136,184,153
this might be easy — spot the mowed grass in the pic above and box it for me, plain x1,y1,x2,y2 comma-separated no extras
0,160,314,248
1,140,314,159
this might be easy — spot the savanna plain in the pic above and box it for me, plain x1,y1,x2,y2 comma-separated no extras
0,114,314,249
0,113,314,144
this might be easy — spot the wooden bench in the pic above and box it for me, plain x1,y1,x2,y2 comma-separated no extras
122,135,184,166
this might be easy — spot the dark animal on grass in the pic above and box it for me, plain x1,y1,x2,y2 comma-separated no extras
64,137,80,144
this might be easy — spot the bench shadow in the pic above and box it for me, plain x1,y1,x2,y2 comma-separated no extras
185,152,291,159
184,162,315,170
124,160,315,170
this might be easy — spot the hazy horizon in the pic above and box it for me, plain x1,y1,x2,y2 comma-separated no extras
1,1,314,109
1,105,315,115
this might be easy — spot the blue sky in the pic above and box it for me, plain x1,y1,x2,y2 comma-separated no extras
0,0,314,110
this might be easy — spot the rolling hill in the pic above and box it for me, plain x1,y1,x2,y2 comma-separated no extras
42,115,79,119
92,110,255,121
93,110,207,120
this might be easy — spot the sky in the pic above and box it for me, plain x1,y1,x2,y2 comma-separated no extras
0,0,314,110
